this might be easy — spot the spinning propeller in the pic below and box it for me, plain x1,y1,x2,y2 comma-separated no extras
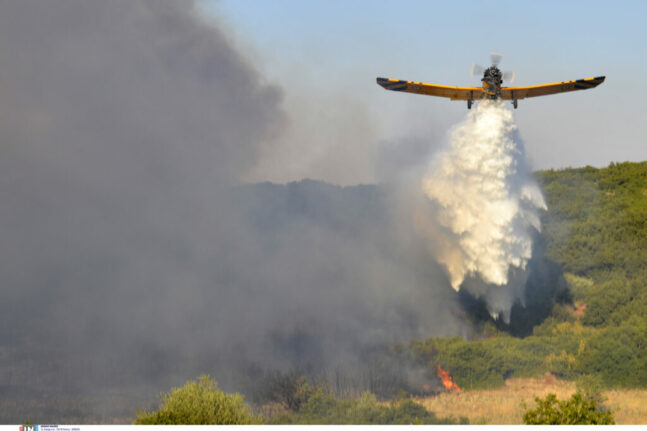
471,52,515,83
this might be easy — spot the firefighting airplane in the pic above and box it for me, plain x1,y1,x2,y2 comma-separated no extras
377,53,605,109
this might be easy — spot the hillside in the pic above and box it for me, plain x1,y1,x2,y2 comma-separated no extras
416,161,647,390
129,161,647,425
539,162,647,327
5,162,646,424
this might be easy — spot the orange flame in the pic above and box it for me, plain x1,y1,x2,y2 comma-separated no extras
437,365,462,393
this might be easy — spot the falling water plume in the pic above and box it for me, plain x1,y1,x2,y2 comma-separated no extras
422,100,546,319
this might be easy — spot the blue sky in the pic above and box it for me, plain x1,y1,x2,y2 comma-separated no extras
201,0,646,184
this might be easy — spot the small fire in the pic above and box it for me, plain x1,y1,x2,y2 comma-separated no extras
437,365,462,393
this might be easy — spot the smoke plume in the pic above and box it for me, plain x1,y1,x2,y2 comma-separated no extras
0,1,473,422
421,100,547,321
0,1,564,423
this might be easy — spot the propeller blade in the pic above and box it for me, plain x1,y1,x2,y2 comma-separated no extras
471,63,485,76
490,52,503,66
502,71,515,83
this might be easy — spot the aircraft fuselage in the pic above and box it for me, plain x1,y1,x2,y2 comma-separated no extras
482,66,503,99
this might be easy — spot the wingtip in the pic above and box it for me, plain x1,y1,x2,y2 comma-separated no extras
376,77,391,89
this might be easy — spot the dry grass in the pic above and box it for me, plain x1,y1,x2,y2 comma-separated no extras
418,375,647,424
605,389,647,424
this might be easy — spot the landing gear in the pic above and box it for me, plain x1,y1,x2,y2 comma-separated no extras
512,99,518,109
467,100,473,109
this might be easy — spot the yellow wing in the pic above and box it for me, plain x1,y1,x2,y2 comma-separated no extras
377,77,484,100
501,76,605,100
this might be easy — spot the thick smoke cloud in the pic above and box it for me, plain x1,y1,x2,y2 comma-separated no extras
0,1,474,422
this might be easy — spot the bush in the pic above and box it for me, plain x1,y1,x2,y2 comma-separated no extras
576,317,647,387
271,385,467,424
264,372,319,411
576,375,606,406
522,393,614,424
134,375,259,424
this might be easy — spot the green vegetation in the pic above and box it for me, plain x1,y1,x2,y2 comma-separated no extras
134,375,259,424
539,162,647,331
272,390,465,424
412,162,647,391
540,162,647,279
134,162,647,423
135,374,466,425
270,381,467,424
412,317,647,390
522,393,614,424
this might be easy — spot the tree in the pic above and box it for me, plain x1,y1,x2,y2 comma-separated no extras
522,393,614,425
134,375,260,424
264,372,318,411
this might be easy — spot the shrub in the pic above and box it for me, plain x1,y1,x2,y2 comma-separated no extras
264,372,318,411
271,385,467,424
522,393,614,424
134,375,259,424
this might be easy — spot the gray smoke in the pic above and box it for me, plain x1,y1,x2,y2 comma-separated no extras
0,1,474,423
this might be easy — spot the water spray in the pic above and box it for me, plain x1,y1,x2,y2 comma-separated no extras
422,100,546,319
